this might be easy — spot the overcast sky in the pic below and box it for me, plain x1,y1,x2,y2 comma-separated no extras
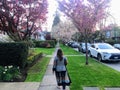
110,0,120,25
47,0,120,31
47,0,57,31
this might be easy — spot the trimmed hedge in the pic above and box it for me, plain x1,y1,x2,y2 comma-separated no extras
27,53,42,67
0,42,28,68
34,40,56,48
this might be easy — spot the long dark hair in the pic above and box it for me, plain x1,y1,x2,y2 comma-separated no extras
57,49,63,61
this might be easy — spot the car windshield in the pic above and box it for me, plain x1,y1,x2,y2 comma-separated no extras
98,44,114,49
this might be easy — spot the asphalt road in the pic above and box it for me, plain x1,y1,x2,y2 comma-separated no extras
103,61,120,72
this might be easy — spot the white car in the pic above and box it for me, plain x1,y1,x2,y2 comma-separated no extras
88,43,120,61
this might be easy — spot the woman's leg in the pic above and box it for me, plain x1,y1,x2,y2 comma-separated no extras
55,71,61,85
56,72,61,86
61,71,66,90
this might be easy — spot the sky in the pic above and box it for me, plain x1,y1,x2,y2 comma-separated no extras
47,0,120,31
109,0,120,25
47,0,57,31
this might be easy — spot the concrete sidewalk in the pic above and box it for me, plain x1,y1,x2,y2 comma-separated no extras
0,82,40,90
38,45,70,90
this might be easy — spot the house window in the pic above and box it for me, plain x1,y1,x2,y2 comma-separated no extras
106,31,110,38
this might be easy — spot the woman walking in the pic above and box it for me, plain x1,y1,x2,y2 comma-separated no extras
53,48,68,90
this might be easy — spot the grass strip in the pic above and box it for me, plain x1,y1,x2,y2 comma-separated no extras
25,57,50,82
61,44,120,90
60,44,82,55
67,56,120,90
34,48,55,55
25,47,55,82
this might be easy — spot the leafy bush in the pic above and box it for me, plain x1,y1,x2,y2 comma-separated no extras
34,40,56,48
27,52,42,66
105,38,115,45
0,42,28,68
0,65,21,82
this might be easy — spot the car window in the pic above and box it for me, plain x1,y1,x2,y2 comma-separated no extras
98,44,114,49
91,45,95,48
116,44,120,47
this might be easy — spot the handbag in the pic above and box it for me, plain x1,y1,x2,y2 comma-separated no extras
52,65,56,72
52,59,57,72
64,67,72,86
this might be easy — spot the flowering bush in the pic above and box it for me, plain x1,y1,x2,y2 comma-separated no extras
0,65,21,82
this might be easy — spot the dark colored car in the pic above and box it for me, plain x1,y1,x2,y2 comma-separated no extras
67,41,73,47
78,43,91,53
71,42,79,48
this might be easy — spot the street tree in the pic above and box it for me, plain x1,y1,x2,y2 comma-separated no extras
51,17,78,42
89,30,106,43
52,11,60,27
57,0,111,65
0,0,48,41
72,32,84,42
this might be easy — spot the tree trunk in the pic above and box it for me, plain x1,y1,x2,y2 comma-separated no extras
85,29,89,65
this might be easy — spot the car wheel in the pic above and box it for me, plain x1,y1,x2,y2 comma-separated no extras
88,51,92,57
97,54,102,61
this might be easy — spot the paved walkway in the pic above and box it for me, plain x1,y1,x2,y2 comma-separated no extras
0,82,40,90
38,45,69,90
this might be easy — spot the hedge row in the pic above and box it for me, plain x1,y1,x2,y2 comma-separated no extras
34,40,57,48
27,52,42,67
0,42,28,68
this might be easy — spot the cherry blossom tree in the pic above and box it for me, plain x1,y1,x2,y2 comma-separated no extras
57,0,111,65
51,17,78,42
0,0,48,41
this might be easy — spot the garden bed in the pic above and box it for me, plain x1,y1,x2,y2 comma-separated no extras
16,53,43,82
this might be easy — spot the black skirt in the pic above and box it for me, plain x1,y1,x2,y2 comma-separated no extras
55,70,71,86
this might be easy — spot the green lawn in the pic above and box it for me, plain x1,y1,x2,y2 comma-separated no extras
25,47,55,82
26,44,120,90
67,56,120,90
25,57,50,82
60,44,82,55
61,44,120,90
34,48,55,55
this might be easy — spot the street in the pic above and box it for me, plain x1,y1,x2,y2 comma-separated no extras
103,61,120,72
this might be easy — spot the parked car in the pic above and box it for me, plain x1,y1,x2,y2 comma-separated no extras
78,43,91,53
67,41,74,47
88,43,120,61
113,44,120,50
71,42,79,48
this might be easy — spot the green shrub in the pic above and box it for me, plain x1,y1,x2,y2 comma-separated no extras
0,65,21,82
0,66,4,81
0,42,28,68
27,52,42,66
105,38,115,45
34,40,56,48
